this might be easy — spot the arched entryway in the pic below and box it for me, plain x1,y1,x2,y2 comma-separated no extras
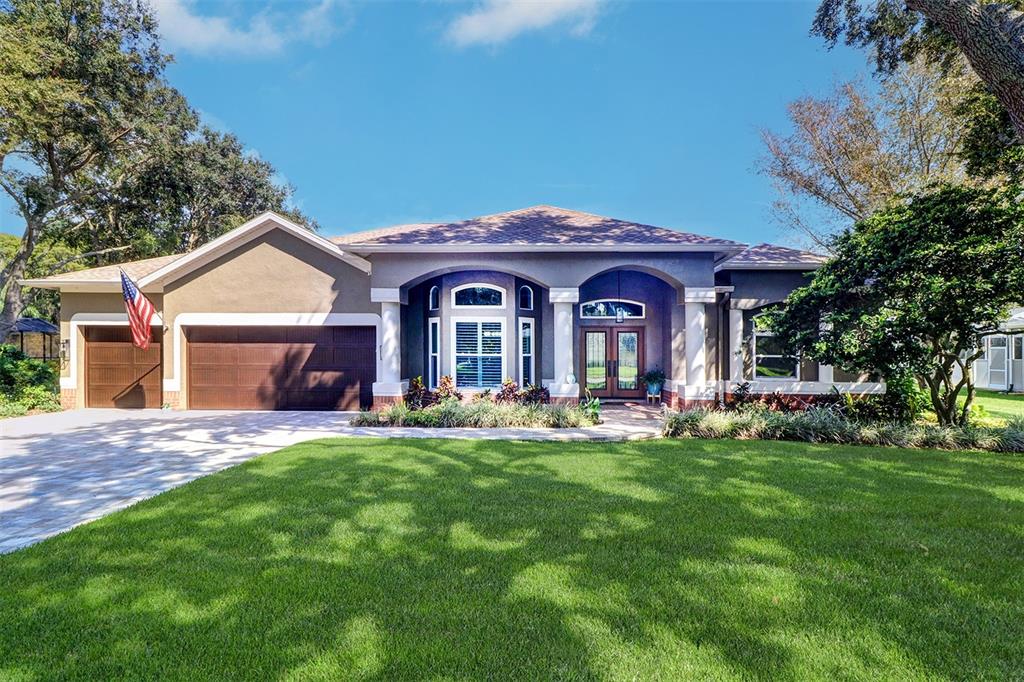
576,270,676,399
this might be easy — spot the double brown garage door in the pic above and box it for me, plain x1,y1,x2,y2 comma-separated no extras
186,326,376,410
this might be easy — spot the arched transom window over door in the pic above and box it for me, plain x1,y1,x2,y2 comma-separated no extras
452,283,506,309
580,299,645,320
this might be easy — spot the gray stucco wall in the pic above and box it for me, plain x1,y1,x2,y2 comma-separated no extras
721,269,814,308
368,251,717,291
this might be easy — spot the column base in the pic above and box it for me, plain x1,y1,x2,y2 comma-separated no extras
371,395,403,411
665,383,718,410
372,381,407,411
60,389,77,411
162,391,182,410
547,383,580,406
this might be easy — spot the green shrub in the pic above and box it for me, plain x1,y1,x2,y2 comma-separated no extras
664,407,1023,453
0,344,60,418
0,344,57,396
351,397,598,429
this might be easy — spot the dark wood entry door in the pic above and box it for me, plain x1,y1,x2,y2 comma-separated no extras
186,326,376,410
581,326,644,399
85,326,162,408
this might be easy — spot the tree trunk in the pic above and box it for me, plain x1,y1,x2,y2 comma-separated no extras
908,0,1024,139
0,220,39,340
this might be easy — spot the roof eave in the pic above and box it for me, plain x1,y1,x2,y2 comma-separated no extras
714,262,824,273
18,279,153,293
344,243,748,255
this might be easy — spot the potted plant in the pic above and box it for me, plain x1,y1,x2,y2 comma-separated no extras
640,368,666,396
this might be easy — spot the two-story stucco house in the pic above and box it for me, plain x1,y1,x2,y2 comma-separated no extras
24,206,883,411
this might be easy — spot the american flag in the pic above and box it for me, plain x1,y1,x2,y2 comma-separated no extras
120,269,156,350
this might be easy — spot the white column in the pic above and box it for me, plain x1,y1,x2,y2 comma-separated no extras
685,302,707,386
729,308,744,384
549,287,580,400
380,302,401,383
684,287,716,389
371,289,405,398
818,364,834,385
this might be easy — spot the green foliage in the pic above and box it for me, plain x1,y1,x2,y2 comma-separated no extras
0,343,59,417
954,83,1024,180
664,407,1024,453
0,343,55,395
0,0,314,333
768,183,1024,425
812,1,1024,75
578,388,601,422
640,368,666,387
351,398,598,429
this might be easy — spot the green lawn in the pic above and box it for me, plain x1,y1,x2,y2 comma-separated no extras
3,439,1023,680
969,389,1024,423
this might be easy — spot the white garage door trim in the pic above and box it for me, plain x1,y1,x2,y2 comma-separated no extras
164,312,382,392
61,312,165,390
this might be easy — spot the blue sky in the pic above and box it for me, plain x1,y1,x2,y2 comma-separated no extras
3,1,867,245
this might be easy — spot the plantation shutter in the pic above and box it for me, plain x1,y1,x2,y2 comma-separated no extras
455,321,503,388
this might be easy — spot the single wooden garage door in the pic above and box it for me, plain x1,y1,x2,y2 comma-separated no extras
186,326,376,410
85,326,162,408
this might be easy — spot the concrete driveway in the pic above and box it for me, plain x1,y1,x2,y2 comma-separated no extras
0,409,357,553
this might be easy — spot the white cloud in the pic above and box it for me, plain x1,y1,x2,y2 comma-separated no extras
152,0,343,57
445,0,603,48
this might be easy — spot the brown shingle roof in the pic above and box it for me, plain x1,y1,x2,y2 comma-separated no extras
331,205,744,248
29,254,184,283
717,243,827,270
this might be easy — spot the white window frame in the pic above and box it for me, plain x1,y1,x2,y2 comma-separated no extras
428,286,440,311
450,316,506,389
428,318,441,389
752,312,799,380
519,317,535,387
451,283,506,310
519,285,534,311
579,298,646,320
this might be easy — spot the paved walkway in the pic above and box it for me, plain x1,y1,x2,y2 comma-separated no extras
1,405,664,554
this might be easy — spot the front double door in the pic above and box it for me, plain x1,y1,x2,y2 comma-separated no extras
582,326,644,399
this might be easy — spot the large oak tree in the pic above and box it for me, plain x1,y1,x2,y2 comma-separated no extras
0,0,310,337
814,1,1024,139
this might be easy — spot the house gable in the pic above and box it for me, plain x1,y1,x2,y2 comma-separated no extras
162,226,374,316
140,212,370,289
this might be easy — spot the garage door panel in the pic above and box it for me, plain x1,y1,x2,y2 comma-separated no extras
333,326,375,345
190,366,239,387
237,327,287,343
85,327,161,408
283,387,362,410
289,370,359,390
186,325,375,410
191,387,273,410
189,344,237,365
331,347,375,368
237,345,290,366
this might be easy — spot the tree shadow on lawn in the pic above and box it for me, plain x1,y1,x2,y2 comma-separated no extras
1,438,1022,680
